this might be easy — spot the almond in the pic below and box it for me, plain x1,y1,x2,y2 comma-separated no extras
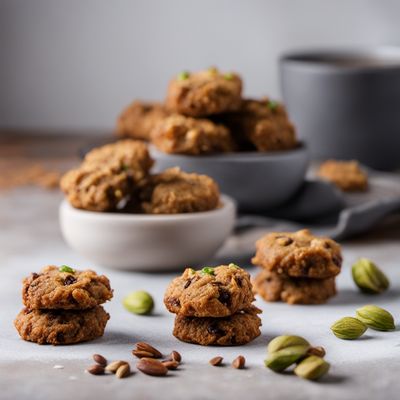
116,363,131,379
86,364,105,375
136,357,168,376
232,355,245,369
135,342,162,358
209,356,223,366
162,360,179,370
105,360,128,374
132,350,155,359
93,354,107,366
169,350,182,363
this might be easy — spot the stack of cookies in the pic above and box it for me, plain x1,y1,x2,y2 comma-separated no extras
164,264,262,346
14,265,113,345
116,67,298,155
252,229,342,305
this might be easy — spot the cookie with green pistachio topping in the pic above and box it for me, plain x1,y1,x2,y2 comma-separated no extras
164,265,254,317
22,265,113,310
166,68,242,117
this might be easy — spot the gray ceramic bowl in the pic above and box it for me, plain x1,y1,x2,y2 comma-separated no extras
280,47,400,171
150,145,309,212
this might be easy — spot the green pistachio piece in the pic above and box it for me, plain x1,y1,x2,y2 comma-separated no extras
59,265,75,273
177,71,190,81
356,305,395,331
264,345,310,372
201,267,215,276
294,356,330,380
267,335,310,354
331,316,367,340
123,291,154,315
267,100,278,111
228,263,240,269
352,258,389,294
224,72,234,80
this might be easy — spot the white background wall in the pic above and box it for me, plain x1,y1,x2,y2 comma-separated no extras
1,0,399,131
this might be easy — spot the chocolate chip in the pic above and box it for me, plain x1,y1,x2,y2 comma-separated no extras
56,332,65,343
183,279,192,289
218,288,231,306
235,276,243,287
207,323,225,336
169,298,180,307
63,275,77,286
31,273,39,280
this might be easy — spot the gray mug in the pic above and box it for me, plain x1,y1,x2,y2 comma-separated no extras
280,48,400,171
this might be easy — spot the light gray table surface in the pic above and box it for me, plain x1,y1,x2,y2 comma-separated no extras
1,187,400,400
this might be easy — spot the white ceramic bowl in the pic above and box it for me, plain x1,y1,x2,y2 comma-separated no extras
59,195,236,271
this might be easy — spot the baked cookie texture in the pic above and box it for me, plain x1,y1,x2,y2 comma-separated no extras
216,98,297,152
140,167,220,214
60,140,153,212
252,229,342,279
14,306,109,345
166,68,242,117
173,305,262,346
151,114,235,155
22,265,113,310
116,101,169,141
317,160,368,191
253,270,336,305
164,265,254,317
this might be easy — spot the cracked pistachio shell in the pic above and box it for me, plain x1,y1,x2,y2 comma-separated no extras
264,345,309,372
294,356,330,380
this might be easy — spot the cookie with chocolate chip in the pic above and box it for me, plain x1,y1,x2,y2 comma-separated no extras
253,269,336,305
22,265,113,310
252,229,342,279
14,306,109,345
164,265,254,317
173,305,261,346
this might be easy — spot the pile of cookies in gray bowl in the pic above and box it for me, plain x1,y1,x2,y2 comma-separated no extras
60,68,308,271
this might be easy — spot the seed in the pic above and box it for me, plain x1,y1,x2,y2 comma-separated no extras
116,364,131,379
170,350,182,363
132,350,155,359
232,355,245,369
105,360,128,374
93,354,107,366
162,360,179,370
135,342,162,358
307,346,326,358
86,364,104,375
209,356,223,366
136,358,168,376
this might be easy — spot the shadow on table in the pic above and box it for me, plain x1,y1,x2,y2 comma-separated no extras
327,288,400,306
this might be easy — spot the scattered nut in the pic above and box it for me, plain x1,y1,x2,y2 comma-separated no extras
162,360,179,370
105,360,128,374
135,342,162,358
331,316,367,340
169,350,182,363
307,346,326,358
132,350,155,359
86,364,105,375
209,356,223,366
232,355,245,369
93,354,107,366
116,363,131,379
123,291,154,315
294,356,330,380
356,305,395,331
136,358,168,376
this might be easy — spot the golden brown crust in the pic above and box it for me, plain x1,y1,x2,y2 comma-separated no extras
14,306,109,345
173,305,262,346
252,229,342,279
317,160,368,191
116,101,169,141
151,114,235,155
22,265,113,310
140,167,220,214
60,140,153,212
215,98,298,151
166,68,242,117
253,270,336,305
164,265,254,317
